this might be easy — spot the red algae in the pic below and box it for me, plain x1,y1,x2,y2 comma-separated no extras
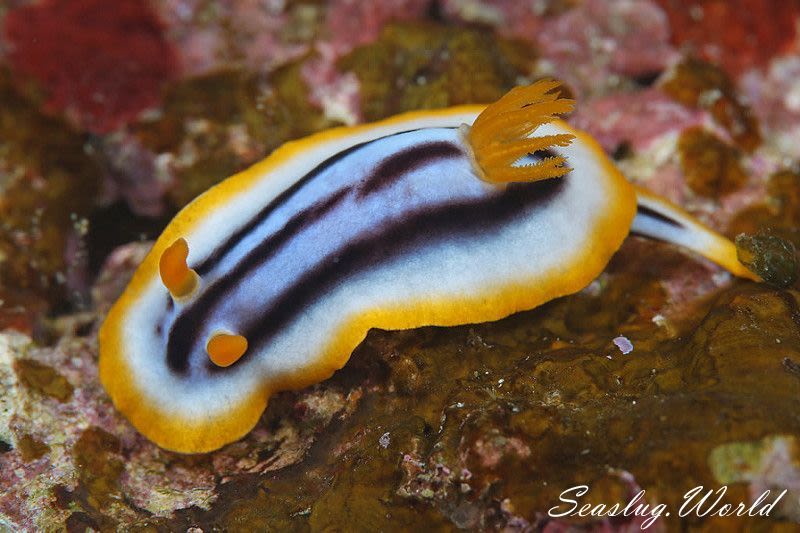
4,0,178,133
654,0,799,76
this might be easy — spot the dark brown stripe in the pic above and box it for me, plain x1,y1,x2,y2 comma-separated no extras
232,179,566,370
635,204,683,229
194,128,437,276
193,141,370,275
168,132,457,373
166,186,350,372
356,141,462,198
165,177,565,375
167,130,568,375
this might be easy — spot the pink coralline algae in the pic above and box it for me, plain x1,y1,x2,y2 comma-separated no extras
301,0,432,123
4,0,178,133
569,86,766,233
741,55,800,159
444,0,677,98
441,0,552,37
95,132,172,218
535,0,677,96
571,88,712,153
154,0,312,78
0,329,218,528
710,435,800,522
321,0,432,57
566,64,772,234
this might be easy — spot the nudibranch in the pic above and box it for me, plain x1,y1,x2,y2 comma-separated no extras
99,80,757,453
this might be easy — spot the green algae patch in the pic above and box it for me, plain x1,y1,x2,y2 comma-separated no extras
339,22,535,122
708,435,800,522
677,127,747,198
736,234,798,288
662,57,761,151
709,435,799,485
13,357,73,402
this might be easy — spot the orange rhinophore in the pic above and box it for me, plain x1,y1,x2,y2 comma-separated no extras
207,333,249,367
467,80,576,184
159,238,198,298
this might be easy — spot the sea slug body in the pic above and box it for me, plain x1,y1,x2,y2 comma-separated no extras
99,81,757,453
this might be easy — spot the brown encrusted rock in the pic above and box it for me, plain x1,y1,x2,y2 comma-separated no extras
728,170,800,252
132,66,332,210
0,69,100,308
661,57,762,152
339,21,534,122
677,127,748,198
736,234,798,288
74,274,788,531
13,357,73,403
157,282,798,531
0,319,356,529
